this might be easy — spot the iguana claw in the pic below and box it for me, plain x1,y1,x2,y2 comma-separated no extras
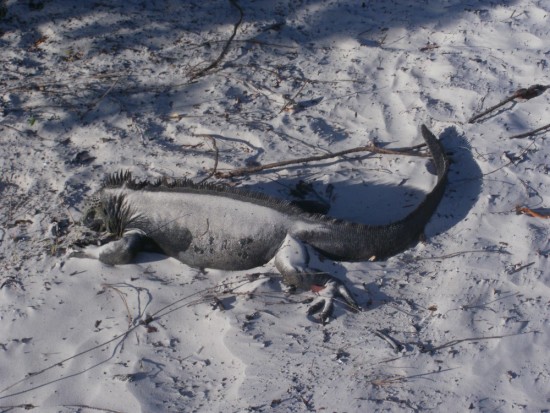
307,279,359,324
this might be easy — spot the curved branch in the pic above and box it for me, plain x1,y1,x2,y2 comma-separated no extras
215,142,428,179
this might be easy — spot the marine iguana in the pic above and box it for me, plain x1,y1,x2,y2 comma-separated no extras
77,125,449,322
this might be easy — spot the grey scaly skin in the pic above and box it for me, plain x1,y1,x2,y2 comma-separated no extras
76,125,449,323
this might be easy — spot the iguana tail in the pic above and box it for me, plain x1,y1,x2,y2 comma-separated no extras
299,125,449,261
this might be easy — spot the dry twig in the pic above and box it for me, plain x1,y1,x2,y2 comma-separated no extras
60,405,124,413
195,134,220,184
369,368,456,387
101,284,133,328
507,262,535,275
191,0,243,79
79,75,123,119
509,122,550,139
371,329,404,352
278,80,309,114
216,142,428,179
483,139,536,176
420,331,534,353
468,84,550,123
0,404,36,411
0,276,256,399
410,248,506,261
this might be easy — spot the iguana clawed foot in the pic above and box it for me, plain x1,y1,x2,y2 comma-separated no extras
305,278,360,324
275,233,361,323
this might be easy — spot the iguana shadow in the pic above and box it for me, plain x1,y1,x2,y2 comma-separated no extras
242,126,480,241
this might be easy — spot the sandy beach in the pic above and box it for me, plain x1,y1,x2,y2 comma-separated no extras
1,1,549,411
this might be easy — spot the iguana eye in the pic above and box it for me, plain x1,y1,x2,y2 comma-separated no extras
83,209,96,224
82,208,105,232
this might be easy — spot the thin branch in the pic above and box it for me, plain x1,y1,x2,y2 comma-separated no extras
60,405,125,413
0,276,255,399
410,248,506,261
228,62,369,85
371,329,404,352
195,134,219,184
0,404,36,411
0,123,52,141
509,122,550,139
278,80,309,114
507,262,535,275
483,139,536,176
101,284,133,328
81,75,123,118
369,367,456,386
215,142,428,179
187,38,297,51
420,331,535,353
468,84,550,123
0,325,140,397
191,0,243,79
468,95,516,124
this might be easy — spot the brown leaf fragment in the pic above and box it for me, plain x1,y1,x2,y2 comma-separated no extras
30,35,48,51
515,205,550,219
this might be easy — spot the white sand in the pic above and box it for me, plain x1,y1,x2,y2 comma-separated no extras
1,0,549,411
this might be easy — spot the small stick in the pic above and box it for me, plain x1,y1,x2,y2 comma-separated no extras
420,331,534,353
102,284,133,328
468,84,550,124
191,0,243,79
215,142,428,179
507,262,535,275
372,329,404,352
509,122,550,139
0,405,36,411
279,80,309,114
410,248,505,261
483,139,536,176
89,75,122,110
0,276,255,398
0,123,51,141
195,134,219,184
60,405,124,413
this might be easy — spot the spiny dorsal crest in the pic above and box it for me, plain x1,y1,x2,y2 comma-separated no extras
101,170,308,215
103,170,147,190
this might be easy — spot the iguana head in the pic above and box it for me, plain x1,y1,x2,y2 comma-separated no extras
82,190,134,238
81,194,108,233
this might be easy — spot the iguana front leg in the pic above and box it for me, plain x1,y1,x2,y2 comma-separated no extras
71,230,148,265
274,234,358,323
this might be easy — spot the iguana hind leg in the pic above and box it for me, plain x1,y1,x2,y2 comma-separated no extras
274,234,358,323
72,230,148,265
